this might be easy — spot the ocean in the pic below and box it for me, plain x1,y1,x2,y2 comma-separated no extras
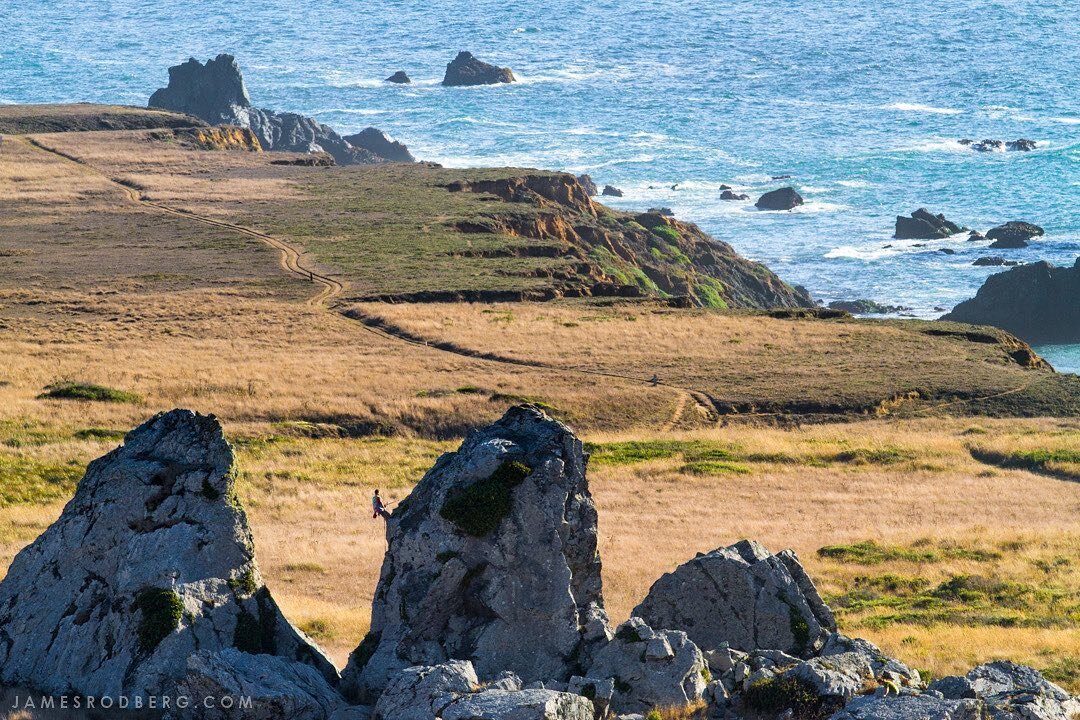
3,0,1077,372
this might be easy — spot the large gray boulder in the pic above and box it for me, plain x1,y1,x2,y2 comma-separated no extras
0,409,336,698
830,693,983,720
373,661,478,720
895,208,963,240
585,617,707,714
632,540,836,658
171,649,346,720
443,689,594,720
149,55,408,165
928,662,1080,720
341,406,610,702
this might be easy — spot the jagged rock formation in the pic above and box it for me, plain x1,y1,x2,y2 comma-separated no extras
585,617,708,713
385,71,411,84
149,54,410,165
0,410,336,698
343,128,415,163
987,220,1044,249
445,174,814,309
442,51,516,86
340,406,611,702
576,174,598,196
895,208,963,240
942,258,1080,343
755,187,803,211
633,540,836,658
836,661,1079,720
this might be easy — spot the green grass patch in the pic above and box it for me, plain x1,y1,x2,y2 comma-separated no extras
817,539,1001,565
72,427,126,441
679,460,751,475
693,275,728,309
299,618,334,641
440,460,532,537
134,587,183,653
830,447,919,465
1041,656,1080,688
970,447,1080,481
283,562,327,574
0,455,83,507
586,439,739,466
650,225,682,244
38,382,141,404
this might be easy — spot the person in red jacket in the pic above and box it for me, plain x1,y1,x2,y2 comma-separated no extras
372,489,392,520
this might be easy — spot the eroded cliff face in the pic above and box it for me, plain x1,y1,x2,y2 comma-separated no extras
447,174,814,309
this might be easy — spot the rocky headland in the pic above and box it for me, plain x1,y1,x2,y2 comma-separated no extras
149,54,414,165
1,406,1077,720
943,258,1080,344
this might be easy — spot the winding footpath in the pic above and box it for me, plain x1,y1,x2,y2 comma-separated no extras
20,135,695,430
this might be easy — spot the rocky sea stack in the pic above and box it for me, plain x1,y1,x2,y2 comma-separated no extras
942,258,1080,344
442,51,516,86
149,54,414,165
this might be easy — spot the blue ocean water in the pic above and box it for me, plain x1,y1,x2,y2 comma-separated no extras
3,1,1078,371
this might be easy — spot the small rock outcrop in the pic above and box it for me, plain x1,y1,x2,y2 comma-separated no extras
149,55,410,165
0,410,336,698
341,406,610,702
601,184,624,197
343,128,415,163
576,174,599,196
755,187,804,211
443,689,594,720
442,51,516,86
385,71,411,84
895,208,963,240
827,300,910,315
959,138,1037,152
721,190,749,200
986,220,1045,249
942,258,1080,343
175,649,345,720
585,618,708,714
972,256,1021,267
633,540,836,658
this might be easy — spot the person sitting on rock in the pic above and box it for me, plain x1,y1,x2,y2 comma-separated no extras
372,489,392,520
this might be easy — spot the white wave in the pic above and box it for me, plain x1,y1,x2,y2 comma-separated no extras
799,185,830,193
885,102,964,115
899,138,970,153
1050,116,1080,125
788,201,846,213
824,246,897,261
314,108,387,116
576,154,656,170
836,179,874,188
